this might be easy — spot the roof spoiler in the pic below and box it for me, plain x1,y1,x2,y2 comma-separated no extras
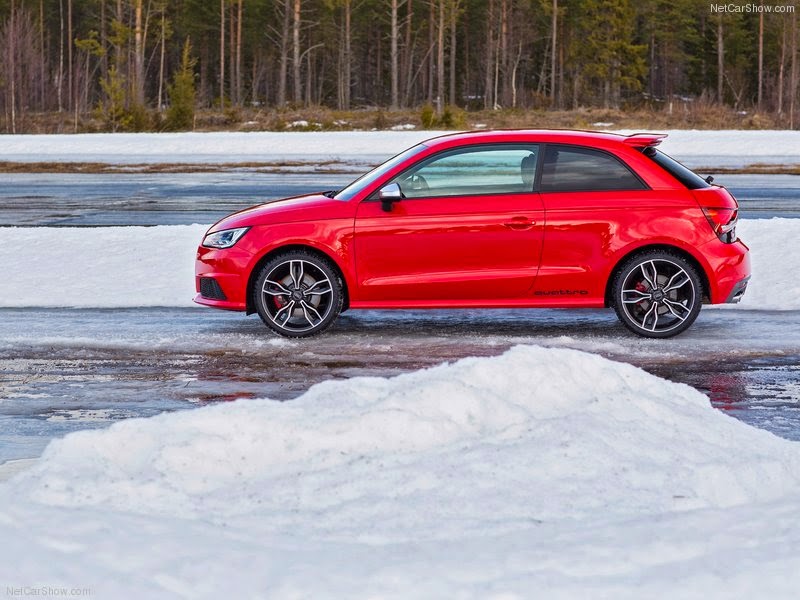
623,133,668,148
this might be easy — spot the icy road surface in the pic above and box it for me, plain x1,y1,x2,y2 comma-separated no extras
0,172,799,226
1,307,798,463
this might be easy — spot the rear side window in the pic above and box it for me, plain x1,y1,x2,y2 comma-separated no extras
643,147,711,190
540,145,645,192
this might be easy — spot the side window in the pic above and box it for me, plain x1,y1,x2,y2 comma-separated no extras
390,144,539,199
540,145,645,192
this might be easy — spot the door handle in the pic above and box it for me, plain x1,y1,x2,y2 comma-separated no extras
503,217,535,230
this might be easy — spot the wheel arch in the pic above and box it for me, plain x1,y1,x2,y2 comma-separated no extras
245,244,350,315
604,243,711,307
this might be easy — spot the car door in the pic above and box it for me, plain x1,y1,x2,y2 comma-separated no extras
353,144,545,303
533,144,656,304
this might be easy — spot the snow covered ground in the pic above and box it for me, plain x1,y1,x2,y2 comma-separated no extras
1,218,795,310
1,345,800,597
1,129,799,168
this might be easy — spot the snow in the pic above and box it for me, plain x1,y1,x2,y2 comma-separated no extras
2,224,205,308
732,219,798,310
1,218,796,309
0,129,799,168
1,345,800,597
0,131,437,166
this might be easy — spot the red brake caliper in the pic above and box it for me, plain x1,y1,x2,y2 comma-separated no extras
635,282,648,304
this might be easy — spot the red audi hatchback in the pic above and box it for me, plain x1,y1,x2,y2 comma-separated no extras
195,130,750,338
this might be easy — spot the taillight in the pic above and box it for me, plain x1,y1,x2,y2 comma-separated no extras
702,207,738,243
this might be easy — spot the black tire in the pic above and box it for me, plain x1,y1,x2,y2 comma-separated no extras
252,250,344,338
611,250,703,339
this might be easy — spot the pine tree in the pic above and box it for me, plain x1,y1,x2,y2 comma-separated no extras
165,38,196,131
98,64,130,131
570,0,646,108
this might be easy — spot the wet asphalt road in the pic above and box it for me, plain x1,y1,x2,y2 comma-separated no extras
1,306,799,463
0,172,799,226
1,171,799,464
0,172,354,226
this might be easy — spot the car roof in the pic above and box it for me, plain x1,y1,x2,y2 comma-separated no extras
421,129,667,151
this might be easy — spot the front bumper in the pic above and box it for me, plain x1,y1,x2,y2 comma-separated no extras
194,245,250,311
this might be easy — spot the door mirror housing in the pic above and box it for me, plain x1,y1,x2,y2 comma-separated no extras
379,182,403,212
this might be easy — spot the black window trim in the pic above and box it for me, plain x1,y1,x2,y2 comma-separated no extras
535,143,651,193
366,141,542,202
642,146,711,190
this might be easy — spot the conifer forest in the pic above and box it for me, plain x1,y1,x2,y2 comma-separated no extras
0,0,798,132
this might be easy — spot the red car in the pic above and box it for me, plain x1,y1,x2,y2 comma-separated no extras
195,130,750,338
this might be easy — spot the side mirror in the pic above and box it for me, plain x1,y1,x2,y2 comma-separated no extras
379,182,403,212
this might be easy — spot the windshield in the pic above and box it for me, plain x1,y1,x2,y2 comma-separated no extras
643,147,711,190
335,144,428,200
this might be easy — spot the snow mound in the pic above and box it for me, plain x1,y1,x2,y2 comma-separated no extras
2,219,798,310
14,346,800,538
4,346,800,596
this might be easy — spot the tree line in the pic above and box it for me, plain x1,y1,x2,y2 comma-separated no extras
1,0,799,132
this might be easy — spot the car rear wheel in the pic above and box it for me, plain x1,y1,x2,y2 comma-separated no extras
612,251,702,338
253,251,344,337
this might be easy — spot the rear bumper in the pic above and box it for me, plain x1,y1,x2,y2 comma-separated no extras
702,238,751,304
724,275,750,304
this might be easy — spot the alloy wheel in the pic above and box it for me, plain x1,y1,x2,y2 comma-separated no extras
615,255,701,337
259,258,336,334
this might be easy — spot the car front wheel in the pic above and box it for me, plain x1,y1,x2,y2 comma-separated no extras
612,251,703,338
253,251,344,337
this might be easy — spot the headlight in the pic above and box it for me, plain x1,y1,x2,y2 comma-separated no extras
202,227,250,249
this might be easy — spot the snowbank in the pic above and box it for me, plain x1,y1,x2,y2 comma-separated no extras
2,218,796,309
2,345,800,597
0,129,799,168
734,218,797,310
2,224,205,307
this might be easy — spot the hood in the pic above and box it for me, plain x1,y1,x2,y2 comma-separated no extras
207,193,352,232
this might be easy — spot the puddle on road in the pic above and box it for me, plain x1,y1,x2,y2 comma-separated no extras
645,355,800,442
